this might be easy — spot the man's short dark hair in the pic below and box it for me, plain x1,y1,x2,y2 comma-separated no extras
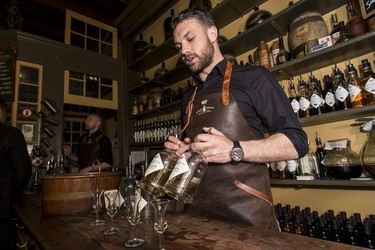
170,6,215,32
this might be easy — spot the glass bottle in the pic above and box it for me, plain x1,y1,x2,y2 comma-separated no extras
133,33,148,60
258,41,271,69
119,155,137,203
276,36,291,65
309,75,324,115
346,0,367,37
245,5,272,30
333,67,351,110
360,59,375,105
131,97,139,116
330,13,340,44
347,62,367,108
154,62,168,78
315,132,327,178
142,36,157,55
270,40,280,66
286,160,299,179
298,79,312,118
322,75,336,113
360,120,375,179
298,141,319,178
335,21,354,44
288,81,300,118
163,9,174,41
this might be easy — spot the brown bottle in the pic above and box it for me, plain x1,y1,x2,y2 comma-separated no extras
270,40,280,66
246,6,272,30
133,33,148,60
347,63,366,108
258,41,271,69
330,13,340,44
333,67,351,110
154,62,168,78
361,59,375,105
276,36,291,65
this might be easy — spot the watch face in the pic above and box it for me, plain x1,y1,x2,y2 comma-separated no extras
231,148,244,162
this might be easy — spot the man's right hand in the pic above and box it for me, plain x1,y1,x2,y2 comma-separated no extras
164,136,191,157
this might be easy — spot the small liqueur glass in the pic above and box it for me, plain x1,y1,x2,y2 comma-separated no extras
90,189,105,227
125,196,145,248
104,190,120,235
150,199,170,250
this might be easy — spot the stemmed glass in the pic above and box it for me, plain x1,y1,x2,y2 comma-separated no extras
150,199,170,250
125,196,145,248
104,190,120,235
90,189,105,227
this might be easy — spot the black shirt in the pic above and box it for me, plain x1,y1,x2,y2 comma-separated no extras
183,58,308,158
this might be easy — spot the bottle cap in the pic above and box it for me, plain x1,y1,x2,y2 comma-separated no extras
347,63,357,74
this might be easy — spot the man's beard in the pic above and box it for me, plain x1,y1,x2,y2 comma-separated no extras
185,39,214,74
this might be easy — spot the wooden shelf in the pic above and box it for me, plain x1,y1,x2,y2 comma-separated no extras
271,178,375,189
299,104,375,127
129,100,182,119
127,0,266,72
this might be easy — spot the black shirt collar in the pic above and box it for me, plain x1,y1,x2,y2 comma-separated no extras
192,58,228,85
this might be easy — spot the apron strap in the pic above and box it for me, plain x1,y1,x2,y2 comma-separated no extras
222,61,233,106
234,180,274,207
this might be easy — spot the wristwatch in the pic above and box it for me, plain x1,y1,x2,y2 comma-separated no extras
230,141,244,162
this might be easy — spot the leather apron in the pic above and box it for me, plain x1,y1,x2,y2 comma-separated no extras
79,134,104,170
184,62,279,231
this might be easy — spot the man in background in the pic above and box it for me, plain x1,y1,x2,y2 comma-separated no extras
64,114,113,173
0,98,32,249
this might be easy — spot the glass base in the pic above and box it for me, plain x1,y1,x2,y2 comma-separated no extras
140,180,165,197
104,227,120,235
125,237,145,248
90,219,105,227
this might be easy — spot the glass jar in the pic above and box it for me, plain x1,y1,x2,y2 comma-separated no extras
163,150,208,204
323,139,362,179
360,120,375,178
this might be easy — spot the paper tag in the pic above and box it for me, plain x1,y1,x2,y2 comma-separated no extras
145,153,164,176
168,154,189,181
324,139,348,150
104,189,123,208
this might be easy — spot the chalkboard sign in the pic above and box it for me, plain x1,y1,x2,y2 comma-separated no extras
359,0,375,19
0,46,17,102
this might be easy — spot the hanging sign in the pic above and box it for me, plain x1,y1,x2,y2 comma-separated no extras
359,0,375,18
0,46,17,102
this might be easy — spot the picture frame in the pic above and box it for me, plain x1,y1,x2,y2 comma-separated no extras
359,0,375,19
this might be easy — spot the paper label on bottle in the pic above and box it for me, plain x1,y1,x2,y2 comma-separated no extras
335,86,349,101
290,99,300,113
286,160,298,172
276,161,287,171
299,97,311,111
310,94,323,108
348,84,361,100
324,92,335,107
324,139,348,150
168,154,189,181
145,153,164,177
364,77,375,94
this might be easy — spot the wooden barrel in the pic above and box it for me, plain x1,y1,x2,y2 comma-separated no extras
41,171,124,216
288,11,328,58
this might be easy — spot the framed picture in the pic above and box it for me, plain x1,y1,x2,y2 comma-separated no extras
359,0,375,19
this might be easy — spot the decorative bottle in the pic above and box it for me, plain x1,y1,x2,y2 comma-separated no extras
330,13,340,44
309,75,324,115
276,36,291,65
288,81,300,118
298,79,312,118
360,59,375,105
347,62,367,108
322,75,336,113
333,67,351,110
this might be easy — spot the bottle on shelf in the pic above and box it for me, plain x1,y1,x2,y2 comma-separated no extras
347,61,367,108
298,78,312,118
245,5,272,30
309,74,324,115
246,54,256,66
286,160,299,179
131,97,139,116
360,59,375,105
297,141,319,179
288,81,300,118
189,0,212,10
315,132,327,178
258,41,271,69
276,36,291,65
137,72,149,85
154,62,168,78
346,0,367,37
142,36,157,55
270,39,280,66
333,66,351,110
335,21,354,44
133,33,149,60
330,13,340,44
322,75,336,113
163,9,174,41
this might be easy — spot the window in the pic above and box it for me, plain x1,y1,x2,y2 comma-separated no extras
64,70,118,110
12,61,43,144
63,117,85,155
65,9,118,58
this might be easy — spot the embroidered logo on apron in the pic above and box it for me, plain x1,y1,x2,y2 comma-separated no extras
196,99,214,115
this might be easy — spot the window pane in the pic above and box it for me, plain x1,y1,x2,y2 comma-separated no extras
87,24,99,39
19,66,39,84
63,132,71,143
101,43,112,57
71,33,85,49
63,121,71,130
71,18,85,34
72,133,81,142
72,121,81,131
18,84,38,102
86,76,99,98
69,79,84,95
69,71,84,80
101,29,113,43
87,38,99,53
101,78,113,86
100,85,113,100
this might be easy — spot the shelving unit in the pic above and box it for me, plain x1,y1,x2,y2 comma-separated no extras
271,179,375,189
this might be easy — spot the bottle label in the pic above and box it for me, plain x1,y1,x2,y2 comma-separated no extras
310,94,323,108
335,86,349,102
290,99,300,113
299,97,311,111
271,48,280,65
324,92,335,107
168,154,189,181
286,160,298,172
258,50,270,68
145,153,164,176
331,32,340,44
364,77,375,94
348,84,361,100
276,161,287,171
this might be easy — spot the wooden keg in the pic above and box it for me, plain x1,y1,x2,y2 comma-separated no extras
41,171,123,216
288,11,328,58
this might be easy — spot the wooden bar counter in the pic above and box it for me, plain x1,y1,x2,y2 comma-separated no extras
14,193,366,250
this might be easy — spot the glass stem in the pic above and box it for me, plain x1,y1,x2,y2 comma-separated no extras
159,233,164,250
95,211,100,222
131,225,136,239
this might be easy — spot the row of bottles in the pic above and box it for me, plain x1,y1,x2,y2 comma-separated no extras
133,114,181,143
275,204,375,248
287,58,375,119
